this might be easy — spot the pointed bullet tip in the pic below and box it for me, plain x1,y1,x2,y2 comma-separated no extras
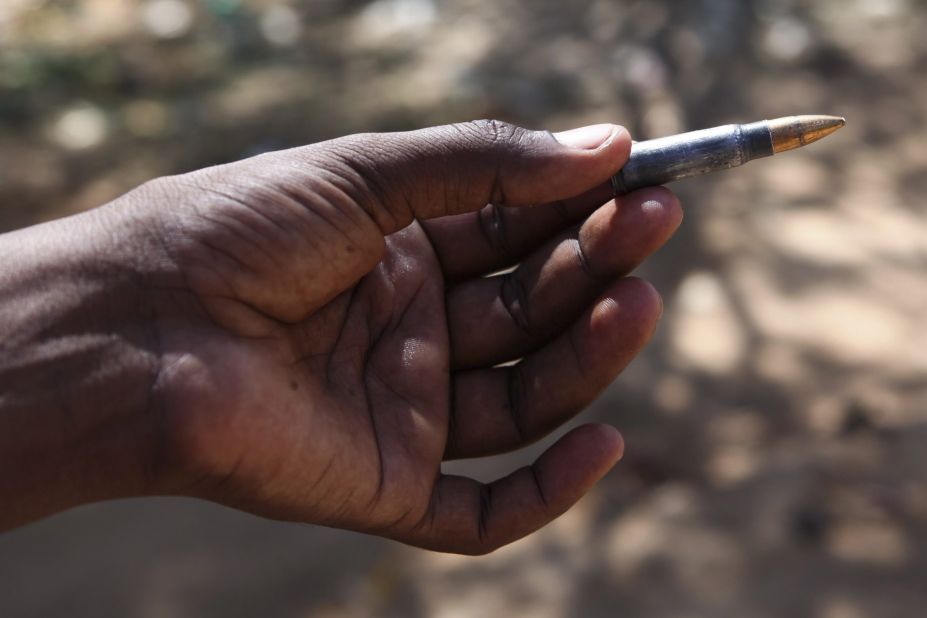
769,115,846,153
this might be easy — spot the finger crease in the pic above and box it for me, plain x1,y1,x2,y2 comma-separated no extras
362,372,387,510
529,463,550,509
489,164,508,207
409,477,442,537
500,272,535,338
506,365,529,443
477,483,493,544
567,326,588,380
380,506,416,533
572,235,608,285
445,376,459,456
477,204,514,262
418,223,449,274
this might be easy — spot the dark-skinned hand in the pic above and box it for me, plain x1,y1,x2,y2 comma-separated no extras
0,120,681,554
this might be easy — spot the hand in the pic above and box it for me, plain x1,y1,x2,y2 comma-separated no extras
0,121,681,554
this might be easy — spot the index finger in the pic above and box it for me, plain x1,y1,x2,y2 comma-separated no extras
422,181,615,281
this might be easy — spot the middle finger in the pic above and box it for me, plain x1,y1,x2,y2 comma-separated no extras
446,187,682,370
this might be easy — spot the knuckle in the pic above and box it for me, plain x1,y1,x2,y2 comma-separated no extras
459,119,531,149
454,120,538,205
134,175,173,197
328,140,390,196
126,174,190,209
320,139,408,232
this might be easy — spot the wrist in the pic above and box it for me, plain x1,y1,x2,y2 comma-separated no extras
0,201,170,529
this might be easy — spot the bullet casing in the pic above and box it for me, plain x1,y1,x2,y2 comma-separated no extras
611,121,775,195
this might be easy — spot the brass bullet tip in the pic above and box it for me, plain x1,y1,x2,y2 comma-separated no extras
768,115,846,153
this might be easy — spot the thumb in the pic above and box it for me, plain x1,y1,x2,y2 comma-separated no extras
158,121,630,325
302,119,631,234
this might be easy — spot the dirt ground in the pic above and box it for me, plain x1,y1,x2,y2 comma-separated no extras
2,1,927,616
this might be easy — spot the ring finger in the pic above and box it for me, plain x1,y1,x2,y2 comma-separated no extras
446,187,682,370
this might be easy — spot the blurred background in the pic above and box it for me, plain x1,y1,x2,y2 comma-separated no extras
1,0,926,616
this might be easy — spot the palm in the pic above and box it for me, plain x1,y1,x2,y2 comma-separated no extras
163,221,447,529
157,167,679,553
265,222,450,532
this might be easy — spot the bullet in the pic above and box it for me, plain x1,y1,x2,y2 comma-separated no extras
611,115,846,195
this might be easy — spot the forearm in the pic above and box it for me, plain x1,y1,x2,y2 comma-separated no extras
0,205,163,529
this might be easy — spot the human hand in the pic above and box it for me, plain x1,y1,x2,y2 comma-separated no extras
0,121,681,554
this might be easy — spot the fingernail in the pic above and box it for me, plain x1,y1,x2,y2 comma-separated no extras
554,124,617,150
